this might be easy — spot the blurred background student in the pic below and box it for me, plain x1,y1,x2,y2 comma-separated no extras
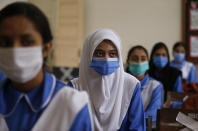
0,71,5,80
170,42,198,93
126,45,163,122
148,42,183,103
0,2,91,131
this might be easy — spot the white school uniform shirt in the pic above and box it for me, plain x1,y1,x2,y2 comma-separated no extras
141,75,162,110
0,115,8,131
170,61,198,83
32,87,93,131
71,29,140,131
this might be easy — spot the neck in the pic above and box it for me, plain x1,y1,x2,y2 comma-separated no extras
174,60,182,65
137,74,145,81
11,69,44,93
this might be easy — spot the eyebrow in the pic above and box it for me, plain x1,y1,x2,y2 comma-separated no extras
94,49,104,52
109,49,117,51
20,34,34,38
0,33,33,38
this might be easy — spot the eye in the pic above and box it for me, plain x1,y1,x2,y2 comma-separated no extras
94,50,105,57
21,39,34,46
141,56,147,61
109,52,116,57
162,53,167,57
130,56,138,62
0,39,12,47
21,34,36,46
109,51,118,58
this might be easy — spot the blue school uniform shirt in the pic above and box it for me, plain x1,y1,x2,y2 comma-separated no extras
170,61,198,83
0,72,91,131
0,71,5,80
119,83,146,131
140,74,163,122
68,81,145,131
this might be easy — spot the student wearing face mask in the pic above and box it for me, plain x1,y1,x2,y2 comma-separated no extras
0,71,5,80
68,29,145,131
170,42,198,93
126,45,163,122
148,42,183,102
0,2,92,131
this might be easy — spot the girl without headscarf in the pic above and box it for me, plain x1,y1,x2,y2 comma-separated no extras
0,2,92,130
126,45,163,122
170,42,198,93
148,42,183,103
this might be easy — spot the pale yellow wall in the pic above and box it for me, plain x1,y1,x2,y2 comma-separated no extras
1,0,182,67
30,0,84,68
29,0,59,68
84,0,182,62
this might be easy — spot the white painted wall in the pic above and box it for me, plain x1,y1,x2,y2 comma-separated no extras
84,0,182,62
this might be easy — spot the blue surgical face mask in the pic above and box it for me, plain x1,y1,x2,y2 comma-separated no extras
173,53,185,63
128,61,149,76
90,58,120,75
153,56,168,68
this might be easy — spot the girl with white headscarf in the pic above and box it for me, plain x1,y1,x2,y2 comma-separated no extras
69,29,145,131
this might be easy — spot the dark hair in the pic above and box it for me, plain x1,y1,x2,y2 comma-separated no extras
127,45,149,62
0,2,53,44
173,41,185,51
149,42,170,69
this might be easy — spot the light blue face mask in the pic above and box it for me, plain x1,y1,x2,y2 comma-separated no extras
173,53,185,63
153,56,168,68
128,61,149,76
90,58,120,75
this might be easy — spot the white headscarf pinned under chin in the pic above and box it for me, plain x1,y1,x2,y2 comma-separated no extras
71,29,139,131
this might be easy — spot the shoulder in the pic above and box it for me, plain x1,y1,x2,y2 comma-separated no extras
51,87,89,120
55,78,67,88
46,86,89,119
55,87,89,107
168,66,182,75
45,72,67,94
148,76,162,87
185,61,193,66
0,79,8,92
32,87,89,131
123,72,140,86
123,73,141,101
185,61,194,69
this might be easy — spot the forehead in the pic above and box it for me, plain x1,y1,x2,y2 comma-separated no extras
0,15,37,36
130,48,147,56
155,47,167,53
95,40,117,50
175,45,185,50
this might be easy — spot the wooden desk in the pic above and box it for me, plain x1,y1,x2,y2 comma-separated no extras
156,108,198,131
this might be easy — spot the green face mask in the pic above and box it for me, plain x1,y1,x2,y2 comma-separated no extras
128,61,149,76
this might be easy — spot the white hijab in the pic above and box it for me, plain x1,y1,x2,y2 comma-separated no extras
71,29,139,131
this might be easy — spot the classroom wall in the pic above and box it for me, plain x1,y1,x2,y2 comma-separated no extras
1,0,183,67
84,0,183,63
29,0,58,69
